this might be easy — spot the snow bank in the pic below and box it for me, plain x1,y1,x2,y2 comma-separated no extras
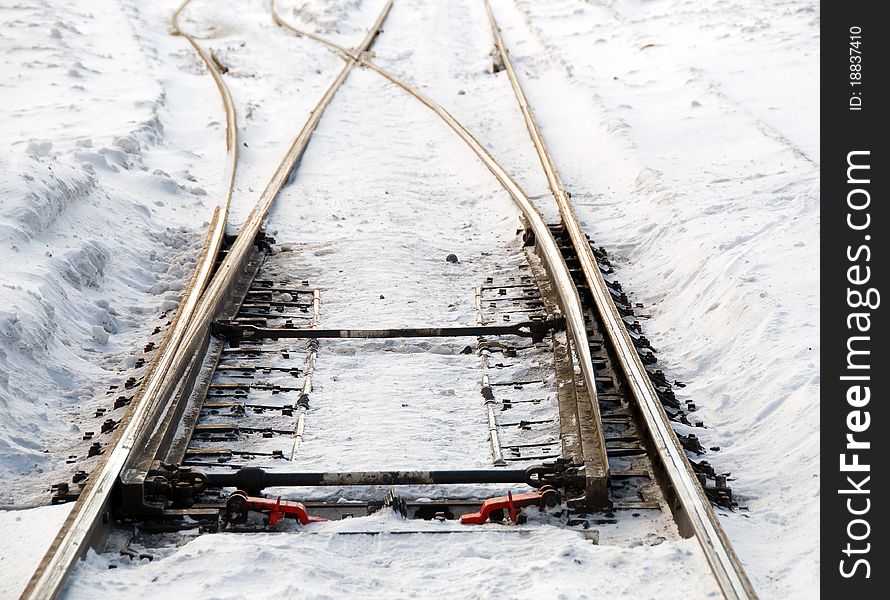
488,0,820,596
0,0,225,502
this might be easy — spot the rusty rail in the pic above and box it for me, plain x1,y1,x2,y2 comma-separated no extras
482,1,758,598
20,1,239,596
272,0,610,509
274,1,756,596
19,2,393,598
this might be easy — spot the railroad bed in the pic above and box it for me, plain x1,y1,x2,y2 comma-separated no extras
22,1,756,599
116,232,670,529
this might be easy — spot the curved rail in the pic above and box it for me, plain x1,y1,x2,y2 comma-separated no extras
482,2,757,598
20,3,239,598
271,1,609,495
20,0,394,596
172,0,238,198
23,2,754,597
275,2,756,597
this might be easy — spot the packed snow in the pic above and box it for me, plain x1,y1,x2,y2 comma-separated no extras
0,0,818,598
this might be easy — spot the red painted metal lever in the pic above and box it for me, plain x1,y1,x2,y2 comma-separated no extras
225,490,328,526
459,486,560,525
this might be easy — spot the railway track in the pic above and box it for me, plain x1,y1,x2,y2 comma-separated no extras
22,1,756,598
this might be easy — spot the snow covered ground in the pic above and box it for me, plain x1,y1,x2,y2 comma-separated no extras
485,2,820,596
1,0,818,598
0,0,228,504
64,518,714,599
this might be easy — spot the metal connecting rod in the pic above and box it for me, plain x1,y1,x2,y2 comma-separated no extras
200,461,583,493
211,317,563,343
206,469,531,489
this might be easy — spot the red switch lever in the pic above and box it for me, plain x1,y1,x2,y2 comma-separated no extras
459,486,560,525
224,490,328,527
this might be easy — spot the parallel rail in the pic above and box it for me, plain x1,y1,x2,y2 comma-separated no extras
272,0,611,505
20,2,238,596
275,1,756,597
482,2,757,598
19,2,392,598
23,1,755,598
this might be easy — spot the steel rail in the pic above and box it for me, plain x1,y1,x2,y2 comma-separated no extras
278,3,756,596
272,1,609,504
172,0,238,193
154,0,393,383
482,2,757,598
19,3,393,598
20,2,238,597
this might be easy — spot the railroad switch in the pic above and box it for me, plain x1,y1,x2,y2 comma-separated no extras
222,490,327,527
459,486,560,525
